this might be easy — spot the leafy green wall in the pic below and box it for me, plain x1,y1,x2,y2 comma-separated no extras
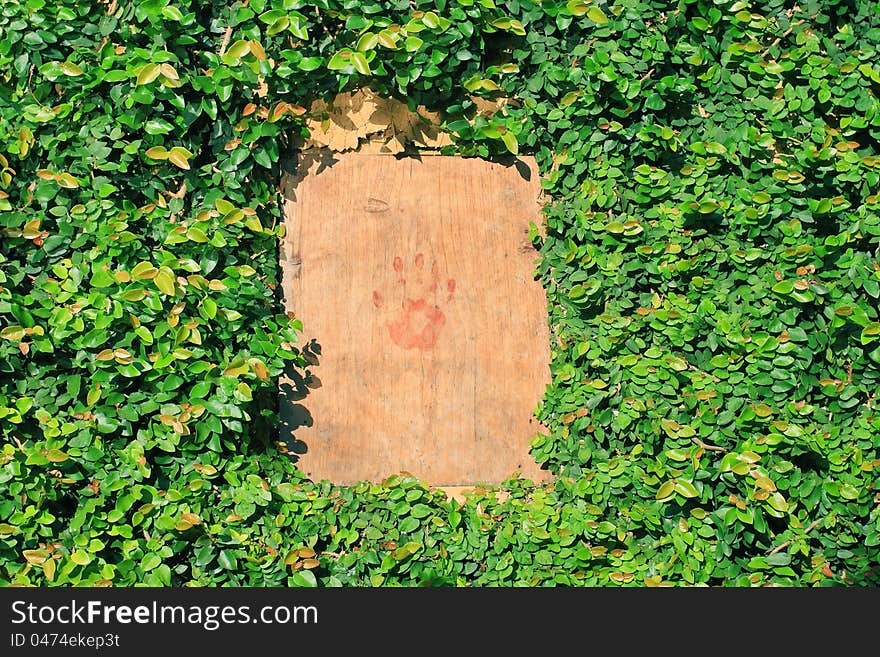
1,0,878,586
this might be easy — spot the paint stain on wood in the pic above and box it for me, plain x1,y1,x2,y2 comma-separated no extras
374,253,455,350
388,298,447,350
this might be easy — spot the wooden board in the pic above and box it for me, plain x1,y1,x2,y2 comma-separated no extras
280,152,552,486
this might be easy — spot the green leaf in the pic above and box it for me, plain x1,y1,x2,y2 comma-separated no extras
162,5,184,21
356,33,378,52
674,480,699,498
587,6,609,24
766,553,791,567
267,16,290,35
217,550,238,570
392,541,422,560
291,570,317,587
298,57,322,71
327,51,350,70
141,553,162,571
71,549,92,566
135,326,154,345
772,281,793,294
423,12,440,29
839,482,860,500
350,52,371,75
225,40,251,60
399,516,420,533
567,0,589,15
200,298,217,320
501,131,519,155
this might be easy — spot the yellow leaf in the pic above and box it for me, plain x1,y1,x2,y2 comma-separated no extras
114,348,133,364
122,289,146,302
57,173,79,188
587,6,609,24
377,30,399,49
754,475,777,492
187,226,208,242
136,63,161,86
767,492,788,512
167,147,191,170
226,40,251,60
224,359,249,377
656,480,676,500
1,326,26,341
60,61,83,76
350,52,371,75
154,267,176,296
145,146,169,160
42,557,56,582
236,382,252,401
250,359,269,381
753,403,773,418
159,63,179,81
222,209,244,224
249,39,266,61
501,131,519,155
46,449,68,463
70,549,92,566
23,549,49,564
132,261,159,279
96,349,115,361
86,385,101,406
215,198,235,214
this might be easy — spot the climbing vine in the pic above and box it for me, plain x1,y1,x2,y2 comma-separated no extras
1,0,879,586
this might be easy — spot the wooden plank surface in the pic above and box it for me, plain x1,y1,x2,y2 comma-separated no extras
280,152,552,486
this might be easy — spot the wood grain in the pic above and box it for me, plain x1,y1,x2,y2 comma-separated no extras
280,152,552,486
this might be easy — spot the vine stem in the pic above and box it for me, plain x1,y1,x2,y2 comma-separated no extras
692,437,727,453
767,518,824,555
219,26,233,56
